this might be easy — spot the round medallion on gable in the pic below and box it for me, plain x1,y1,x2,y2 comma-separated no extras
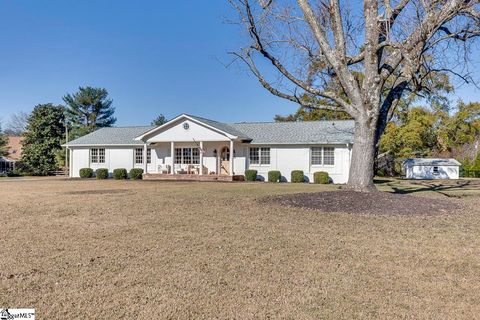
183,122,190,130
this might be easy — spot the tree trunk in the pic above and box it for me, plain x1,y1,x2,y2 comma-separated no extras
347,118,377,192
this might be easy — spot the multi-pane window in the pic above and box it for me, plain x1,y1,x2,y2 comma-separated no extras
91,148,105,164
147,148,151,164
310,147,335,166
260,148,270,165
135,148,143,164
249,148,259,164
175,148,200,164
311,147,322,165
183,148,192,164
249,147,270,165
323,147,335,165
192,148,200,164
174,148,182,164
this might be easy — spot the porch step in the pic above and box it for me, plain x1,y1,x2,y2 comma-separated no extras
142,173,244,182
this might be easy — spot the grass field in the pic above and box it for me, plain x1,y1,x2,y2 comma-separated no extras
1,178,480,319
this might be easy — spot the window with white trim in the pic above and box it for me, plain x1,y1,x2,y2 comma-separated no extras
249,148,259,164
192,148,200,164
310,147,335,166
323,147,335,165
183,148,192,164
261,147,270,165
91,148,105,164
311,147,322,165
174,148,200,164
147,148,151,164
249,147,270,165
135,148,143,164
174,148,182,164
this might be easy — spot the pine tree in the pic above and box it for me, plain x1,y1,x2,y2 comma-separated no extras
63,86,116,138
151,114,168,126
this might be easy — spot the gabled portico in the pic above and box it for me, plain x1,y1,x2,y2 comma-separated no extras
134,114,248,179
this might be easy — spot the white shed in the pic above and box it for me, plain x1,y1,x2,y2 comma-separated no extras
404,158,461,180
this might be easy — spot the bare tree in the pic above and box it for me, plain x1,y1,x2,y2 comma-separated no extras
229,0,480,191
5,111,29,136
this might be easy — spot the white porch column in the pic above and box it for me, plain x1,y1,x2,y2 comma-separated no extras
229,140,234,176
170,141,175,174
143,143,148,173
199,141,204,175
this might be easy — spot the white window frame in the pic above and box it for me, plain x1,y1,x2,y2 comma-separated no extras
311,147,323,165
147,148,152,164
249,147,270,166
310,147,335,166
91,148,105,164
134,148,143,164
174,147,200,165
323,147,335,166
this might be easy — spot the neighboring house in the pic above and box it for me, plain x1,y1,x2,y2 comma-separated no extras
65,114,354,183
404,158,461,180
0,136,23,173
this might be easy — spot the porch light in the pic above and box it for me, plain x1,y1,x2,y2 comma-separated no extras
213,149,217,156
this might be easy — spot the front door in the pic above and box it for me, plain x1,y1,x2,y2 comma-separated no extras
220,147,230,175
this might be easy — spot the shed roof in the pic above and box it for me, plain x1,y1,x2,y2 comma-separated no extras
404,158,461,166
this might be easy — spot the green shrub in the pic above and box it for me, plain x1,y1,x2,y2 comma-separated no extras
245,169,258,181
7,169,23,177
96,168,109,179
268,170,281,183
113,168,128,180
314,171,330,184
79,168,94,178
129,168,144,180
291,170,305,183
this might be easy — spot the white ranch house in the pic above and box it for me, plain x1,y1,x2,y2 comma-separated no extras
65,114,354,183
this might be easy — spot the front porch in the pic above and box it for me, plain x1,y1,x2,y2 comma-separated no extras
134,114,249,179
143,173,245,182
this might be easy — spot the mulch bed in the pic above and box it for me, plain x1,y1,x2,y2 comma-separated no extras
261,190,461,215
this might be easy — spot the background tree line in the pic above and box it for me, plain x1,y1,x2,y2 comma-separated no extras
1,87,116,175
0,86,168,176
276,99,480,176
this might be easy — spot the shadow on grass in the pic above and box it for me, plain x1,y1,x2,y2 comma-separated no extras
386,179,480,198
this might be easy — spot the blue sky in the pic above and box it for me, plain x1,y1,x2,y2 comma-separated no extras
0,1,478,126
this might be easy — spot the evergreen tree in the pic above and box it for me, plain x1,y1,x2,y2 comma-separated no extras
21,104,65,175
63,86,116,138
151,114,168,126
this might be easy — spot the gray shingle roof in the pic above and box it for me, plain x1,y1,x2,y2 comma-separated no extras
231,120,354,144
404,158,461,166
65,116,355,146
65,126,154,146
